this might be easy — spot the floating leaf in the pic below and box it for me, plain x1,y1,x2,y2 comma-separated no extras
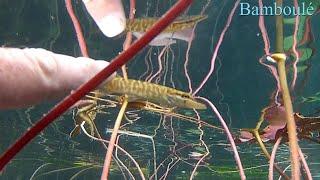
298,48,313,62
284,35,293,51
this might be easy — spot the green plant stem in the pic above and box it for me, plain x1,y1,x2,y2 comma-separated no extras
276,59,300,179
275,0,300,178
275,0,284,53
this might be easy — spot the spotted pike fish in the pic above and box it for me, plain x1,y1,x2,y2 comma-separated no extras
70,77,206,137
126,15,208,46
102,77,207,110
126,15,207,33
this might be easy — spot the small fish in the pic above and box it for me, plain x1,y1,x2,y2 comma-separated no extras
126,15,208,46
102,77,207,110
70,78,207,137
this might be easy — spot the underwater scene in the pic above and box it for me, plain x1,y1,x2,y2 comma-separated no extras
0,0,320,179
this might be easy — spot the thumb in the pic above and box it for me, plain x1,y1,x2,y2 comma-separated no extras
82,0,126,37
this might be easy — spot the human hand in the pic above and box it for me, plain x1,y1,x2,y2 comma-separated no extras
0,47,115,109
82,0,126,37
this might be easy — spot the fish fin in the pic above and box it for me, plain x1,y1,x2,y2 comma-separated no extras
132,32,176,46
172,28,194,42
151,28,194,44
149,38,176,46
166,94,176,107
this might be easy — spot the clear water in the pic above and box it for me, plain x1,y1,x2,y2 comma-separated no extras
0,0,320,179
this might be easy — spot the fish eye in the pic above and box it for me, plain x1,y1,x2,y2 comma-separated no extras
182,94,190,98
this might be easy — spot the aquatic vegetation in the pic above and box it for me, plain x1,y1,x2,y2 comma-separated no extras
238,107,320,143
282,0,319,77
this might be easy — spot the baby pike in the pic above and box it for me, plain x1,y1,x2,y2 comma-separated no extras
126,15,208,33
70,78,206,137
102,77,207,110
126,15,207,46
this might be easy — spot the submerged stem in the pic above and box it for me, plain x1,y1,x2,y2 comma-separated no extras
274,0,300,178
269,137,283,180
275,0,284,53
101,99,129,179
243,107,290,179
276,57,300,179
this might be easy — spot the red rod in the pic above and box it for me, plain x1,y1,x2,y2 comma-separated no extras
0,0,193,171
